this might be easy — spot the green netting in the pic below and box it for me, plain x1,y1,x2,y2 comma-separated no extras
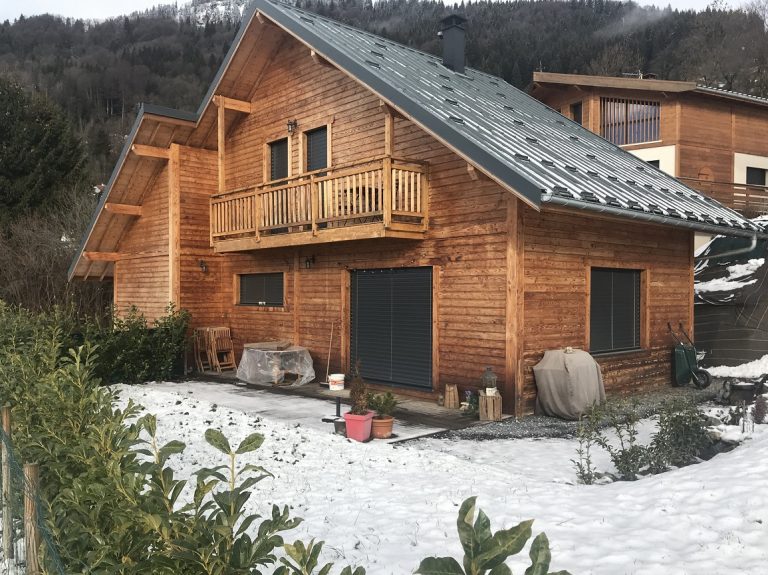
0,427,66,575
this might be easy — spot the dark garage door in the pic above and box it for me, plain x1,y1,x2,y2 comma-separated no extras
350,267,432,390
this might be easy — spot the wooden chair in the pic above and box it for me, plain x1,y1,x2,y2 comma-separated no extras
209,327,237,372
193,328,213,372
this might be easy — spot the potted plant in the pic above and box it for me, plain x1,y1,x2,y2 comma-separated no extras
343,365,373,442
367,392,398,439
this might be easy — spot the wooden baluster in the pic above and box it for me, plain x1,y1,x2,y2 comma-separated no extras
383,158,392,228
416,170,422,213
364,171,370,214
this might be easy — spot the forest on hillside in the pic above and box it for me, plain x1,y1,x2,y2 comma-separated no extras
1,0,768,311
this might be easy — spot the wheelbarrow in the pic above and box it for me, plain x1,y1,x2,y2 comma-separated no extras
668,322,711,389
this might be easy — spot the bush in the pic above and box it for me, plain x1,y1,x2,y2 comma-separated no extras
753,395,767,424
367,391,398,417
646,398,712,473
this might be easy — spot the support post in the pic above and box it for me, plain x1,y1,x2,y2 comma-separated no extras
383,156,392,229
217,100,226,195
2,404,12,561
24,463,40,575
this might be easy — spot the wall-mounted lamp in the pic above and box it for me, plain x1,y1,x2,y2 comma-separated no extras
304,255,315,269
287,119,298,134
199,259,208,273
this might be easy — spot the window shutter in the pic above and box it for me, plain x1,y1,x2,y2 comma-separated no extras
590,268,641,353
240,273,284,306
306,127,327,172
270,139,288,181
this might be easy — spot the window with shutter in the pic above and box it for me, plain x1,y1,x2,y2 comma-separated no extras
269,138,288,181
590,268,642,354
305,126,327,172
239,273,284,307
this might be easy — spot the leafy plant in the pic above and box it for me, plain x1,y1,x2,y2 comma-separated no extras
572,403,603,485
752,395,767,424
646,398,712,473
274,539,366,575
415,497,569,575
367,392,398,418
595,400,647,481
348,362,369,415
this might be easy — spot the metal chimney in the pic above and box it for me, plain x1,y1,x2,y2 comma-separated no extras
439,14,467,74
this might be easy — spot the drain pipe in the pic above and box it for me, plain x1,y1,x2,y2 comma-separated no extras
540,193,763,246
694,233,758,262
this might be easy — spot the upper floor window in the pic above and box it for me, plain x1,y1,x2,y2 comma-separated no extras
746,167,766,187
239,272,284,307
600,97,660,146
646,160,660,169
305,126,328,172
269,138,289,181
570,101,583,125
590,268,642,354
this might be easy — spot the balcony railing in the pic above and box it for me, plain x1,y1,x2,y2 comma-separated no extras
210,157,428,248
679,178,768,219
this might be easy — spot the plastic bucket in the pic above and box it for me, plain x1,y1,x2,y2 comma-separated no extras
329,374,345,391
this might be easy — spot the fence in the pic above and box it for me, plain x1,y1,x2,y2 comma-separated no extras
0,405,65,575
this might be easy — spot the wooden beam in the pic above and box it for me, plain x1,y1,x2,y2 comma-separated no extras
213,94,252,114
217,100,226,195
104,203,142,217
383,105,394,157
310,50,333,68
505,196,518,415
168,144,181,305
83,251,120,262
467,163,490,181
131,144,169,159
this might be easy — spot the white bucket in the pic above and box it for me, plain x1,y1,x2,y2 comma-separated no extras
329,373,345,391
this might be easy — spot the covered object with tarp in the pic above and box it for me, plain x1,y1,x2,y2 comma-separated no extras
533,349,605,420
695,230,768,367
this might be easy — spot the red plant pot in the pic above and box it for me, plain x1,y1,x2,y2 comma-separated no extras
343,410,374,442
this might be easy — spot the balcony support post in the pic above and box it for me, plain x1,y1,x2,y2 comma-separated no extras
310,175,319,236
383,156,392,229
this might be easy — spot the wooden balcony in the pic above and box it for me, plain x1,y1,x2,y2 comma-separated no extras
210,157,428,251
680,177,768,219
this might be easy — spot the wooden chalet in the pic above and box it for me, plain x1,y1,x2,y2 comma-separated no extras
529,72,768,219
69,1,766,415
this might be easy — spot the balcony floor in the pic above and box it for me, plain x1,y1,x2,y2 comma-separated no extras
213,221,425,252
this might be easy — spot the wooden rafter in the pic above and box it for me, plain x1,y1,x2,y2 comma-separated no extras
213,95,252,114
83,251,120,262
310,50,333,68
104,203,142,217
131,144,170,159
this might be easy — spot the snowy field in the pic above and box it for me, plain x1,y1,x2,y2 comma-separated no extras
115,384,768,575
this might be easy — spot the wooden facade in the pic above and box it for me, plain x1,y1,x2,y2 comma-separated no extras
530,72,768,218
75,21,702,415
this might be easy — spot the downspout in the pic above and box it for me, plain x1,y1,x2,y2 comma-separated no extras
540,192,763,244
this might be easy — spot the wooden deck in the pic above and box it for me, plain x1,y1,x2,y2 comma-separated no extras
679,177,768,218
210,156,428,251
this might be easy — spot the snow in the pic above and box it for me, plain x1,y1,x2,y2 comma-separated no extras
694,258,764,293
708,354,768,378
114,383,768,575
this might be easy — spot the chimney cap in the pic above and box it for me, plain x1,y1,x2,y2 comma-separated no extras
440,14,467,30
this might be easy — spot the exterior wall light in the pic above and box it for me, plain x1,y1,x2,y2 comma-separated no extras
199,259,208,273
287,120,298,134
304,255,315,269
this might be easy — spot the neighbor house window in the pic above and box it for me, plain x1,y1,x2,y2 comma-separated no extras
570,101,583,125
746,167,766,187
590,268,641,354
305,126,328,172
646,160,660,169
239,273,284,307
600,97,660,146
269,138,289,181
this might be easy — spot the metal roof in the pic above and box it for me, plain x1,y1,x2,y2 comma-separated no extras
257,0,764,238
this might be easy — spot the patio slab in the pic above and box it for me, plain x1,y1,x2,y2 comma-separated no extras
140,376,498,442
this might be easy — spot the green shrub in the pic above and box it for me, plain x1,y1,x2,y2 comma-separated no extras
596,400,646,481
367,391,398,417
646,398,712,472
753,395,767,424
572,404,602,485
415,497,570,575
348,363,369,415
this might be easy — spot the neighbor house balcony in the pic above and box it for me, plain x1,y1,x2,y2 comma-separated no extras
679,178,768,219
210,156,429,252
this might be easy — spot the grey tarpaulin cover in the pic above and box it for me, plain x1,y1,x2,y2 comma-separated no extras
237,346,316,386
533,349,605,420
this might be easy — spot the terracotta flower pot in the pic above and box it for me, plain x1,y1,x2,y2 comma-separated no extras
371,415,394,439
343,410,374,442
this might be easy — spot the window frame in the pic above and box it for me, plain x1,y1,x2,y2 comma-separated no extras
298,120,333,176
586,265,648,356
746,166,767,187
236,272,286,309
599,97,661,146
570,101,583,125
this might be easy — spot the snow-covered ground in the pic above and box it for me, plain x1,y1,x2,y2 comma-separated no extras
708,354,768,379
115,384,768,575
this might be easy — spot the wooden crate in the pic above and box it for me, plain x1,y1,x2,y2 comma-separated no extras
444,384,460,409
479,390,502,421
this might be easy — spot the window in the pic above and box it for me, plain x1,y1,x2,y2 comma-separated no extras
590,268,641,354
646,160,660,169
570,101,583,125
269,138,289,181
239,273,284,307
305,126,328,172
746,167,766,187
600,97,660,146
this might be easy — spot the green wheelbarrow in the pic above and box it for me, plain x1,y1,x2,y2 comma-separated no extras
668,322,711,389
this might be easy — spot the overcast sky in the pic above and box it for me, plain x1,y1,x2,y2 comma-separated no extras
0,0,749,24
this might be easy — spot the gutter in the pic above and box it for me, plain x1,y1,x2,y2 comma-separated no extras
541,193,766,241
694,234,759,262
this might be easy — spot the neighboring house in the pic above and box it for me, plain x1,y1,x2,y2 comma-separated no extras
68,0,765,415
529,72,768,221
